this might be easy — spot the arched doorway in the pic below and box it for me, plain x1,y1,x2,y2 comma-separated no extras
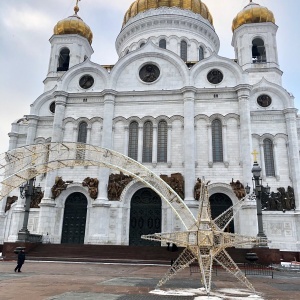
209,193,234,233
61,192,88,244
129,188,162,246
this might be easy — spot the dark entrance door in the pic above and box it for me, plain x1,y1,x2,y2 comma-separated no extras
61,192,87,244
129,188,162,246
209,193,234,233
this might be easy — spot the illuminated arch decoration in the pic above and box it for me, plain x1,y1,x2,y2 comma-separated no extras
0,143,261,294
0,142,195,229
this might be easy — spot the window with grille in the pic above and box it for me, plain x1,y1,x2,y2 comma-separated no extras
159,39,166,49
142,121,153,163
77,122,87,143
128,121,139,160
263,138,275,176
157,121,168,162
212,119,223,162
77,122,87,160
180,40,187,62
199,46,204,61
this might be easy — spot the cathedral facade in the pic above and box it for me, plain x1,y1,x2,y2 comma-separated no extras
1,1,300,251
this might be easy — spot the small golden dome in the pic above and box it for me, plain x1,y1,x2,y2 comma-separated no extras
232,2,275,32
53,5,93,44
123,0,213,27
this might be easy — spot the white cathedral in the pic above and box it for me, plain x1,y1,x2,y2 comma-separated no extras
1,0,300,252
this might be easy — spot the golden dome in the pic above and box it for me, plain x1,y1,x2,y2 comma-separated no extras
123,0,213,27
53,5,93,44
232,1,275,32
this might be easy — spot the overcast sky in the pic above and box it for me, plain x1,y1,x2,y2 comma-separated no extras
0,0,299,154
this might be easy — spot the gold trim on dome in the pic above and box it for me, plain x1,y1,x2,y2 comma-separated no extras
123,0,213,27
232,3,275,32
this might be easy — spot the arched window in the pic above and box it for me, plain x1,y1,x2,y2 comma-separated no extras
76,122,87,160
128,121,139,160
140,42,145,48
199,46,204,61
77,122,88,143
157,121,168,162
263,139,275,176
252,38,266,63
57,48,70,71
212,119,223,162
180,40,187,62
142,121,153,163
159,39,166,49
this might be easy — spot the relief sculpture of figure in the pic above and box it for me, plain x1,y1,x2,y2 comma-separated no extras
51,176,68,199
287,186,296,210
108,172,133,200
160,173,185,200
31,191,44,208
194,178,202,201
5,196,18,212
82,177,99,200
230,179,246,200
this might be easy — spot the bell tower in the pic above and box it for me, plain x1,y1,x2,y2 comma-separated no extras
231,1,282,85
44,1,94,91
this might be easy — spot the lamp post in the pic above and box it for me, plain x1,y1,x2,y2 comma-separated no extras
250,161,268,247
18,178,42,242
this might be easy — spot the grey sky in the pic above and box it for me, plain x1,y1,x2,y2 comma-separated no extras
0,0,299,154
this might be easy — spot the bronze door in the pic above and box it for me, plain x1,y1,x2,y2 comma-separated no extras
209,193,234,233
129,188,162,246
61,192,87,244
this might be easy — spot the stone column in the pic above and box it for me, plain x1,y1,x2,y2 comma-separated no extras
25,115,39,145
222,124,229,167
152,125,158,167
138,125,143,163
283,108,300,209
96,92,116,202
237,86,253,185
38,92,68,237
43,92,68,200
86,125,92,144
183,88,196,200
124,126,129,156
273,141,280,181
259,142,266,180
167,125,172,168
207,124,213,167
8,132,18,151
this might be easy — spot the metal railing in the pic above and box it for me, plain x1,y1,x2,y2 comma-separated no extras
244,263,274,278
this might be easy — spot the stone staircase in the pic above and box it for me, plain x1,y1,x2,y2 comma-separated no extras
2,242,284,265
7,243,183,264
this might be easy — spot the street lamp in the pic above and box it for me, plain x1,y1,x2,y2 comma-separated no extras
247,161,268,247
18,178,42,242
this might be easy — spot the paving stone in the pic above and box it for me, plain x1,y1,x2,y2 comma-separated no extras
46,292,120,300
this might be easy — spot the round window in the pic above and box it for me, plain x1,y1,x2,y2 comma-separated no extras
79,75,94,89
139,64,160,83
257,94,272,107
207,69,223,84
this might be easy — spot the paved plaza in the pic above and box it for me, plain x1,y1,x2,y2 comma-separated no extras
0,260,299,300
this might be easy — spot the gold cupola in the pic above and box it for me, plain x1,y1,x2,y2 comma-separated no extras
232,1,275,32
123,0,213,27
53,2,93,44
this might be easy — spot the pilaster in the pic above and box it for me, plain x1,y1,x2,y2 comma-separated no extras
283,108,300,209
183,88,196,200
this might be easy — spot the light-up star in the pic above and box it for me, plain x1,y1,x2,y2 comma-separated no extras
142,179,261,295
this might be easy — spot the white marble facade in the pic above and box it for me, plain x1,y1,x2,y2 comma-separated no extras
1,2,300,251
